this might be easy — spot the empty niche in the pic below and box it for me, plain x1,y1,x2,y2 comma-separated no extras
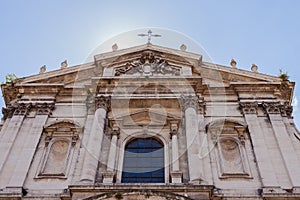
43,139,70,175
207,119,252,179
219,138,244,175
36,120,82,178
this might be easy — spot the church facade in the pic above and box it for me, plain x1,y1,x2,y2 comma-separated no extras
0,43,299,200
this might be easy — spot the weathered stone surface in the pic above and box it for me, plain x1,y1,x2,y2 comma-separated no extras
0,43,299,199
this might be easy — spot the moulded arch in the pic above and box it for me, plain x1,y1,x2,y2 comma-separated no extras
43,119,81,129
116,131,170,183
205,118,247,132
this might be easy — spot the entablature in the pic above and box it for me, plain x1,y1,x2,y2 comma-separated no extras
231,81,294,104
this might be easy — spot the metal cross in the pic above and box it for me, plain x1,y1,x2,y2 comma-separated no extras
138,30,161,44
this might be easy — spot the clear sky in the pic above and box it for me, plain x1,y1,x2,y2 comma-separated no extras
0,0,300,127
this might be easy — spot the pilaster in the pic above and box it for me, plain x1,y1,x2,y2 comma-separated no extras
170,121,182,183
240,102,279,188
7,102,55,188
0,103,30,174
263,102,300,187
103,123,120,183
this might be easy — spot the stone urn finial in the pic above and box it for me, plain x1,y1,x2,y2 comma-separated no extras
61,60,68,69
112,43,118,51
251,64,258,72
180,44,187,51
39,65,46,74
230,59,237,68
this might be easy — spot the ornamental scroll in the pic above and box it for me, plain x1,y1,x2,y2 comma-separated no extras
114,51,180,76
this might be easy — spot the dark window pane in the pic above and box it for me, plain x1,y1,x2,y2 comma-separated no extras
152,169,164,176
122,137,164,183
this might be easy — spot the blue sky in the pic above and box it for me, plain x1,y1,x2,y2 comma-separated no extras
0,0,300,127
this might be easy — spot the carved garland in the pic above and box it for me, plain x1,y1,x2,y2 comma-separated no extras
114,51,180,76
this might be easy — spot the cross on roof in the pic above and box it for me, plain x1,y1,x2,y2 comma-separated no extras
138,30,161,44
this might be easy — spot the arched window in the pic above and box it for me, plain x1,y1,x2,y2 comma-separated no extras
121,137,164,183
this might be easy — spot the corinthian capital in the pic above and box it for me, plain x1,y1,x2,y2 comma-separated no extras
181,95,205,113
13,103,32,116
2,106,15,120
262,102,281,115
239,102,258,115
95,96,111,111
36,102,55,115
281,102,293,117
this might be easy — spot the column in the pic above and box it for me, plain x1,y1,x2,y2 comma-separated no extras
240,102,279,187
263,102,300,187
80,96,110,183
170,121,182,183
7,102,54,187
182,95,203,183
103,124,120,183
0,103,29,173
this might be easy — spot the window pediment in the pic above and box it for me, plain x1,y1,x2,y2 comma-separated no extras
110,109,180,127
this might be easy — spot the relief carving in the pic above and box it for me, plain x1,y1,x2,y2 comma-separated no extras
2,106,15,120
170,122,179,136
13,103,31,116
280,102,293,118
36,102,55,115
181,95,205,114
95,95,111,111
262,102,282,115
114,51,180,76
239,102,258,115
2,102,55,119
234,126,247,145
111,123,120,137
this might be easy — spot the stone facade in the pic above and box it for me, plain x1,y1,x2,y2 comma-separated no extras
0,43,299,199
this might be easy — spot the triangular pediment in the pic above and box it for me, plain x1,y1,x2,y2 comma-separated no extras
17,44,201,85
1,43,294,105
98,44,202,78
17,44,282,86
